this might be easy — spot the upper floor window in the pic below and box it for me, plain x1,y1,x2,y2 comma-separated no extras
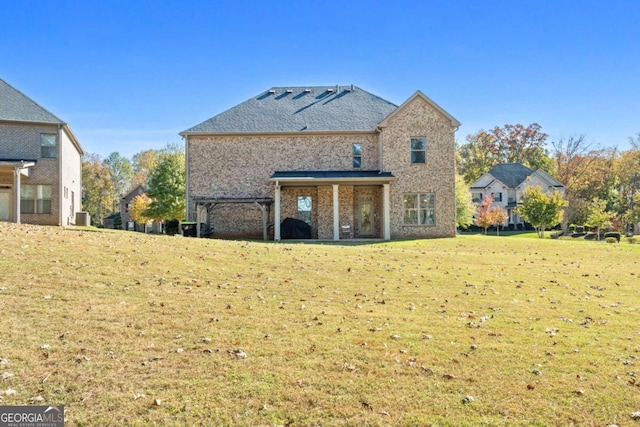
20,184,52,214
492,192,503,202
472,192,483,203
297,196,312,225
352,144,362,168
41,134,57,158
403,193,435,225
410,137,426,164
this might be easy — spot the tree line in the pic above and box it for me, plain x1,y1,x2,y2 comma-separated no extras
456,124,640,235
81,143,185,227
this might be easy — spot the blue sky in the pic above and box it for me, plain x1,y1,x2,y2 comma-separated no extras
1,0,638,158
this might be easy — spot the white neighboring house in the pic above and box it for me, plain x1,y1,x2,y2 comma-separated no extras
469,163,566,229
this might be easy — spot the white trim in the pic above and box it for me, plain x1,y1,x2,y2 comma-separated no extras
274,184,281,241
383,184,391,240
332,184,339,241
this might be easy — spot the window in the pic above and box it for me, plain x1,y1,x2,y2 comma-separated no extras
41,134,57,158
492,192,503,202
297,196,312,225
352,144,362,168
403,193,435,225
472,192,483,203
20,185,52,214
410,137,426,164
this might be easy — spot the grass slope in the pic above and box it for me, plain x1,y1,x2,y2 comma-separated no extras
0,223,639,426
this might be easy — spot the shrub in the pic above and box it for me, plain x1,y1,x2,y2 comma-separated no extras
604,232,621,242
165,219,180,236
605,237,618,244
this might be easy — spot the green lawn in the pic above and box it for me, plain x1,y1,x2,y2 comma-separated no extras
0,223,639,426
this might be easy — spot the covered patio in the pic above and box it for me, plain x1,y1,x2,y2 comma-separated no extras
269,170,395,241
0,159,36,223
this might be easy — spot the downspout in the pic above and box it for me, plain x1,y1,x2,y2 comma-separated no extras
376,126,384,173
452,125,459,235
58,124,63,226
184,135,190,221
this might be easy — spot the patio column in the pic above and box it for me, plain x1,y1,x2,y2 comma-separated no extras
13,166,21,224
383,183,390,240
195,203,201,238
333,184,339,241
274,184,281,241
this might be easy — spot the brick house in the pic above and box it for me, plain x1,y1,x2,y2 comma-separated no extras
0,79,83,225
119,184,146,231
469,163,566,229
181,85,460,240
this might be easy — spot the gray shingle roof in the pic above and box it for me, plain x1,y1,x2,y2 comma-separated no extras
181,85,398,134
487,163,535,188
0,79,65,124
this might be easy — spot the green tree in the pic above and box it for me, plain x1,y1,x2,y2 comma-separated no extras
131,149,162,188
518,186,567,238
625,191,640,234
457,130,500,183
455,173,475,229
458,123,554,183
145,149,186,221
104,152,134,210
81,153,114,226
613,141,640,223
586,198,613,240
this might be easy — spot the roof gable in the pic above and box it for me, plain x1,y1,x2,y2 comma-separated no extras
0,79,65,125
181,85,398,135
531,168,565,188
378,90,461,128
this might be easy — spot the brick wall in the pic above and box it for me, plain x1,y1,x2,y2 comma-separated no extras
186,94,457,240
0,122,61,225
381,96,457,238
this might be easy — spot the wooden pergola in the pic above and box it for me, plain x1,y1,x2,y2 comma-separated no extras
193,197,274,240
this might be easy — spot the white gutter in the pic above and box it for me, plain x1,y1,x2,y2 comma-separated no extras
184,135,190,220
377,126,384,173
58,124,63,226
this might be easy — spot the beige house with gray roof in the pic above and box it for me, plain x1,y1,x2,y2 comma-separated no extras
181,85,460,241
470,163,566,229
0,79,83,226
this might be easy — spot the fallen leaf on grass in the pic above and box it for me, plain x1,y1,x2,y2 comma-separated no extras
229,349,247,359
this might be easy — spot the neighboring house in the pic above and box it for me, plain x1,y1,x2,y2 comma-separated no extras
103,213,120,230
469,163,566,228
119,185,163,233
120,185,146,231
181,85,460,240
0,79,83,225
